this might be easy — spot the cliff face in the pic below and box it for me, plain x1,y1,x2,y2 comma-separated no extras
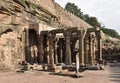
0,0,92,33
0,0,92,70
0,0,59,33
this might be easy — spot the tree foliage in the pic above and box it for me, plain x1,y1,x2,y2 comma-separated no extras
65,2,120,39
83,14,101,27
65,3,84,19
101,27,120,39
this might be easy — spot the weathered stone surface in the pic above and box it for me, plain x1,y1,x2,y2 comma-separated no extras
0,32,24,70
0,0,93,70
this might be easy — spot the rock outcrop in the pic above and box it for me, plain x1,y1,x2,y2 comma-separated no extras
0,0,92,70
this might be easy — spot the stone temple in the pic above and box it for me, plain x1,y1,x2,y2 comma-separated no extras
0,0,103,71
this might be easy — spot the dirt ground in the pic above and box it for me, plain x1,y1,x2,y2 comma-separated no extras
0,66,119,83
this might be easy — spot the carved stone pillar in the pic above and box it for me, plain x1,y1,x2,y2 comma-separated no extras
38,35,44,64
64,31,71,65
25,29,30,63
77,30,86,65
92,36,96,64
49,33,55,65
88,33,93,65
96,31,102,61
54,38,58,64
46,38,50,64
58,39,63,63
22,30,26,61
97,37,102,60
84,38,88,64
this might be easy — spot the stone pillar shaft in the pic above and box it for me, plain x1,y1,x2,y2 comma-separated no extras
64,32,71,65
58,39,63,63
88,35,93,65
49,34,55,65
54,38,58,64
38,35,44,64
77,30,86,65
84,39,88,64
92,38,96,64
96,30,102,61
22,31,26,61
46,39,50,64
98,38,102,60
25,29,30,63
79,36,84,65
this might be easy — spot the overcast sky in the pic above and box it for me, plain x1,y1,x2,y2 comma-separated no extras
55,0,120,35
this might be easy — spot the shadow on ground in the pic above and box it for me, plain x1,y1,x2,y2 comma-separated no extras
49,72,83,78
109,66,120,83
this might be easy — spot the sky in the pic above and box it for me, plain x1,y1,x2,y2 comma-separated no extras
55,0,120,35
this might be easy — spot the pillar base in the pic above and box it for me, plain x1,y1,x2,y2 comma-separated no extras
47,64,62,72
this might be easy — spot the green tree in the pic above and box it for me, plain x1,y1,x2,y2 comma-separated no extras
101,27,120,39
65,2,120,39
65,3,101,27
83,14,101,27
65,3,84,19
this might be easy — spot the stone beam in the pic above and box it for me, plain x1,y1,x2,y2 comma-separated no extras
66,27,78,32
50,29,64,34
87,27,100,33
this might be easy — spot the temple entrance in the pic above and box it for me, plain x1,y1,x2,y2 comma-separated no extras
28,29,38,64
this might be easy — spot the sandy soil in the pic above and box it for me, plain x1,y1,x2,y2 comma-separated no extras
0,66,119,83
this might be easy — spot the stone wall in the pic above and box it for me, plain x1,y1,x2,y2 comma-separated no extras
0,0,92,31
27,0,92,28
0,0,92,69
0,31,24,70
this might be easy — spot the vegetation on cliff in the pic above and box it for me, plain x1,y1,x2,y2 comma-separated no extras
65,2,120,39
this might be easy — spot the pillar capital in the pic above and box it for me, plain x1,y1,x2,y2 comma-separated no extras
39,35,44,41
63,31,71,37
95,30,102,39
48,32,56,38
64,31,71,44
77,30,86,39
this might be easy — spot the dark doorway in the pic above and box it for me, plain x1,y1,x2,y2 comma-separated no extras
28,29,38,64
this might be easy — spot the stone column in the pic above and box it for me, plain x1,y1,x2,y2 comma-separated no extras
84,38,88,64
97,37,102,61
38,35,44,64
88,33,94,65
77,30,86,66
49,33,55,65
64,31,71,65
54,38,58,64
25,28,30,63
58,39,63,63
22,30,26,61
92,36,96,64
96,31,102,61
46,38,50,64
